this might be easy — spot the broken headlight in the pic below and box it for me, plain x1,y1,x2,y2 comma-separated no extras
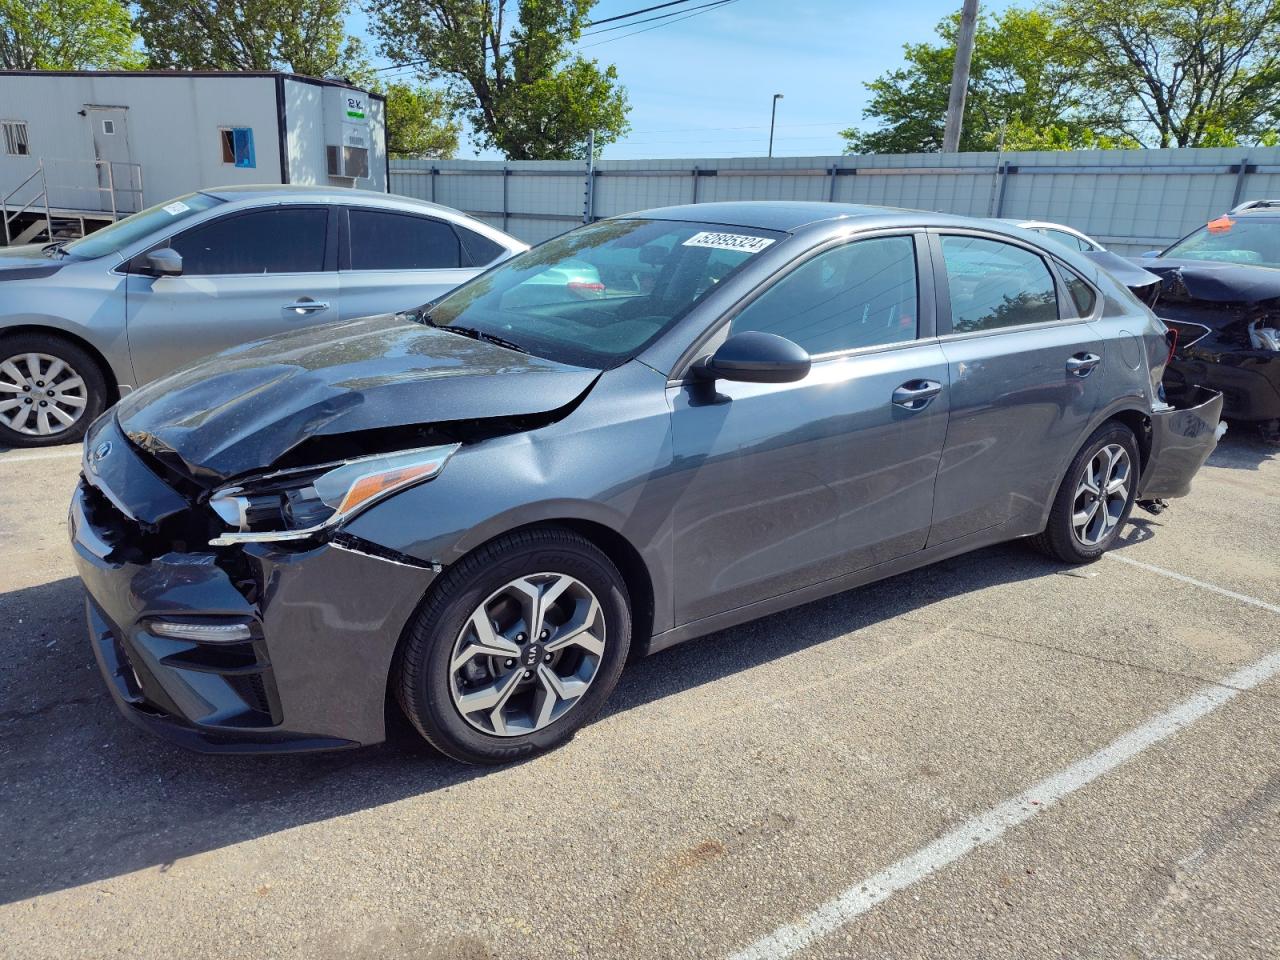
208,443,460,546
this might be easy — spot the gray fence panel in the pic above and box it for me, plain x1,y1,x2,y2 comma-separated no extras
391,147,1280,255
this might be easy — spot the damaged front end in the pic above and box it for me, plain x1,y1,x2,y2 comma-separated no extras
68,313,601,752
1145,262,1280,439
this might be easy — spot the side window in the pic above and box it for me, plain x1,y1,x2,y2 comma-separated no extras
940,235,1059,333
348,210,461,270
455,225,506,266
1062,267,1098,317
1045,228,1089,252
169,208,328,275
730,236,919,355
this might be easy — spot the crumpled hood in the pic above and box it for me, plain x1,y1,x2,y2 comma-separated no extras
116,313,599,483
1135,257,1280,304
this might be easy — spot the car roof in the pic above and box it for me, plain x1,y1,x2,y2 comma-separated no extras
614,201,919,233
201,184,459,217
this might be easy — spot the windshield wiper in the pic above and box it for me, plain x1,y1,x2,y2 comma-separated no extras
413,308,529,354
41,239,71,259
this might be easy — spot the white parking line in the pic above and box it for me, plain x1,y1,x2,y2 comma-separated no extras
1109,554,1280,616
0,449,81,465
729,568,1280,960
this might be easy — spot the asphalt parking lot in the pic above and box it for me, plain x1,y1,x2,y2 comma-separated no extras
1,434,1278,960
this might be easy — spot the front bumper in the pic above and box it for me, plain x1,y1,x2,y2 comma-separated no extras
69,439,438,754
1137,386,1225,500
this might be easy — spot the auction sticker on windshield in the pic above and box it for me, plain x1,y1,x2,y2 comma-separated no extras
682,232,776,254
163,201,190,216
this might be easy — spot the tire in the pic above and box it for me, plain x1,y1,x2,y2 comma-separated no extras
0,333,108,448
1032,422,1140,564
396,527,632,765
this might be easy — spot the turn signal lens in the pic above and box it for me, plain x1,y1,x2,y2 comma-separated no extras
149,621,253,643
337,462,443,513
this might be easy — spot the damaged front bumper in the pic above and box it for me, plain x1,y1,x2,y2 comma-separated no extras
68,420,438,754
1137,385,1225,500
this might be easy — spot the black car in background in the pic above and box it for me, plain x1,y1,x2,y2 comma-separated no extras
1140,200,1280,442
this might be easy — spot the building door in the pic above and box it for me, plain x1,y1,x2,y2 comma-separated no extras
84,106,137,213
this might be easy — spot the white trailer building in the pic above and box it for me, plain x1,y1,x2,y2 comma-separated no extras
0,70,387,244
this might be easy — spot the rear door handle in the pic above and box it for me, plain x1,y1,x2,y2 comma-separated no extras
1067,352,1101,377
283,297,330,316
892,379,943,411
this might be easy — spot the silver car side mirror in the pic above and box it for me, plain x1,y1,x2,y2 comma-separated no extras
146,248,184,277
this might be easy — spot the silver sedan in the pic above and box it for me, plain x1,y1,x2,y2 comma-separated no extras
0,186,526,447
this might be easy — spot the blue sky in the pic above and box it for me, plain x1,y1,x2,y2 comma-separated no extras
354,0,1015,160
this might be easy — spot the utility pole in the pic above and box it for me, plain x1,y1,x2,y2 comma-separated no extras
768,93,784,158
942,0,979,153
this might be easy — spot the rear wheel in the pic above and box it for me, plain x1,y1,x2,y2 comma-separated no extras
396,527,631,764
0,333,107,447
1033,422,1139,563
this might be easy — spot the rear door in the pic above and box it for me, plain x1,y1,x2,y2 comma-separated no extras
124,204,339,383
926,231,1105,545
338,207,490,319
670,232,950,625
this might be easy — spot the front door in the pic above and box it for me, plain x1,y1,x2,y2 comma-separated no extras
125,205,339,384
926,231,1105,544
84,106,137,213
670,233,950,626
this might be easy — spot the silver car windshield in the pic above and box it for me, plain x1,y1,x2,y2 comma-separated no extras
64,192,225,260
424,218,785,369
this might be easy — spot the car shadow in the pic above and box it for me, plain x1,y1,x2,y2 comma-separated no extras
0,542,1068,905
1206,427,1278,472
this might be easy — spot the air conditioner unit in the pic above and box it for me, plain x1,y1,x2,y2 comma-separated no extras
326,138,369,180
323,86,373,182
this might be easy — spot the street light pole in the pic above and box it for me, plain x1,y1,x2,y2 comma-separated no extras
768,93,784,158
942,0,980,153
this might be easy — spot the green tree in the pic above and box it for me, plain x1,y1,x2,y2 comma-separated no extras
841,7,1114,154
1058,0,1280,148
382,81,460,158
133,0,367,78
367,0,630,160
0,0,144,69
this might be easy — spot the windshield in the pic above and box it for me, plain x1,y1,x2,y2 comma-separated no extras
1162,217,1280,268
424,218,784,369
65,192,224,260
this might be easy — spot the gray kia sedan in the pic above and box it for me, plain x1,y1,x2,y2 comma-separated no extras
0,186,525,447
69,202,1223,764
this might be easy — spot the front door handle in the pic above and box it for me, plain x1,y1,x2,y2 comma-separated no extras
892,379,943,411
283,297,329,316
1067,352,1101,377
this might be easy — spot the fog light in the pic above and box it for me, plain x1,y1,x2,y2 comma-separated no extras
148,621,253,643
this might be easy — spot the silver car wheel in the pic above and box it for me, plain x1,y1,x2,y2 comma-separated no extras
1072,443,1131,547
0,352,89,437
448,572,606,737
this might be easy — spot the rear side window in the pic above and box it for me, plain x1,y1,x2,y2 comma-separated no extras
456,226,506,266
1044,228,1089,252
170,207,327,275
940,235,1058,333
348,209,461,270
730,236,919,355
1062,267,1098,317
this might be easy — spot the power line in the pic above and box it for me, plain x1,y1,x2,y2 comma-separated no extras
578,0,741,48
372,0,723,72
579,0,736,37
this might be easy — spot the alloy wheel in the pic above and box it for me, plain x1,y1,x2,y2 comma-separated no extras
448,572,607,737
1072,443,1131,546
0,352,88,437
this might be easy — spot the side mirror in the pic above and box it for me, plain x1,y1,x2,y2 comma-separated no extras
146,248,183,277
693,331,811,384
1141,250,1160,259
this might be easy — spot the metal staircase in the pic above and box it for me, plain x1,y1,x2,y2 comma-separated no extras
2,158,144,245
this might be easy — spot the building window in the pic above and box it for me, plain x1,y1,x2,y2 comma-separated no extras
219,127,255,168
2,121,29,157
102,120,115,135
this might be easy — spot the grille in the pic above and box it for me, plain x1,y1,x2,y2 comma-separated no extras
226,673,273,716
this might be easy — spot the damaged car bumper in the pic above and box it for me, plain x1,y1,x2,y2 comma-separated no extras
1138,385,1225,500
69,419,438,754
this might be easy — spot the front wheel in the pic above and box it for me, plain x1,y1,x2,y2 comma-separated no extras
0,333,108,447
1033,422,1140,564
395,527,632,764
